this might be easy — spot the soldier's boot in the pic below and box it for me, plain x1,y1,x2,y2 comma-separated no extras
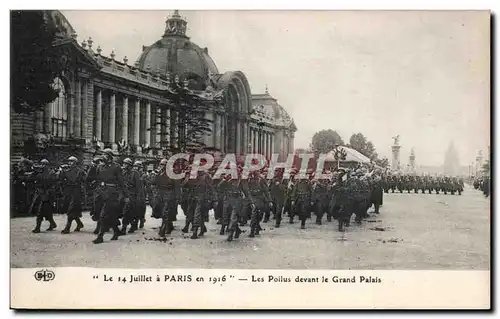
159,221,167,238
255,224,262,236
458,191,462,195
289,216,294,224
190,227,199,239
275,217,281,228
139,218,145,229
93,222,101,235
338,220,344,232
165,222,174,235
46,217,57,231
220,225,226,235
300,219,306,229
199,223,207,237
327,215,332,222
181,222,191,234
120,224,128,236
227,228,234,241
263,210,270,223
110,225,121,240
374,204,380,214
444,191,447,195
129,220,138,233
316,215,322,225
234,227,242,239
32,217,43,233
93,227,105,244
75,218,84,232
61,217,72,234
249,226,256,238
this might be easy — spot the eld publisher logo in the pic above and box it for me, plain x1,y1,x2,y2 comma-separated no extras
34,269,55,282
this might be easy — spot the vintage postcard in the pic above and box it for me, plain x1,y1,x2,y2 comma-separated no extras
10,9,490,309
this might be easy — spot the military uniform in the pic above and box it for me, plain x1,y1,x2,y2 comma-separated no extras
121,159,142,234
247,172,272,237
311,179,329,225
59,157,86,233
90,150,129,244
218,174,249,241
289,177,312,229
182,171,216,239
152,163,181,237
369,174,383,214
30,161,58,233
269,176,288,228
134,162,147,229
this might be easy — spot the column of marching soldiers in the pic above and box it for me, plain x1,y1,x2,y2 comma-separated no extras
12,148,464,244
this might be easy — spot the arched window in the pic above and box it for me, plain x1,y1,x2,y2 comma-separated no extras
50,77,68,138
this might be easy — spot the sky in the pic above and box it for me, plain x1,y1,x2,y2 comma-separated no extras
62,10,490,167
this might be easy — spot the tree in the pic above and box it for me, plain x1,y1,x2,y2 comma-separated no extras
151,79,215,155
11,10,62,113
375,157,389,168
310,129,344,154
348,133,378,161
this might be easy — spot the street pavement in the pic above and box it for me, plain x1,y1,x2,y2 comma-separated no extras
10,185,490,269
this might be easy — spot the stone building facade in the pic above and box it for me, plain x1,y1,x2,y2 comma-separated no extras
11,10,296,164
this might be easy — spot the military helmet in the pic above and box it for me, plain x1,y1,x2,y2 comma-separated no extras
123,158,133,165
102,148,114,156
133,161,143,167
160,158,168,165
68,156,78,162
40,159,49,164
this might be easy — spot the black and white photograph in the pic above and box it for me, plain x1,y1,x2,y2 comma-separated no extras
9,9,491,309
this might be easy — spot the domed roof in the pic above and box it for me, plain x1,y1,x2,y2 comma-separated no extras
135,10,218,90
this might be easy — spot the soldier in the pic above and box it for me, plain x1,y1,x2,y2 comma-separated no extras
334,168,352,231
31,159,58,233
212,164,225,225
218,166,249,241
269,169,288,228
89,149,129,244
182,165,216,239
59,156,86,234
311,175,329,225
353,170,370,223
289,169,313,229
13,158,35,217
247,170,273,237
120,158,142,234
152,158,181,237
369,170,383,214
134,161,147,229
87,156,105,234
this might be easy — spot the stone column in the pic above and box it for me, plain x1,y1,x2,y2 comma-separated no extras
145,100,151,154
122,95,128,143
109,91,116,149
155,106,161,155
165,107,170,149
68,88,74,137
236,120,241,154
204,111,213,147
134,98,141,153
95,89,102,141
74,79,81,138
171,110,178,149
270,134,274,158
218,115,224,151
82,80,88,140
213,112,219,149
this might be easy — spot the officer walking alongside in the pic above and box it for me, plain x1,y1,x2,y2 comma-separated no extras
31,159,58,233
120,158,142,235
59,156,85,234
89,149,129,244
